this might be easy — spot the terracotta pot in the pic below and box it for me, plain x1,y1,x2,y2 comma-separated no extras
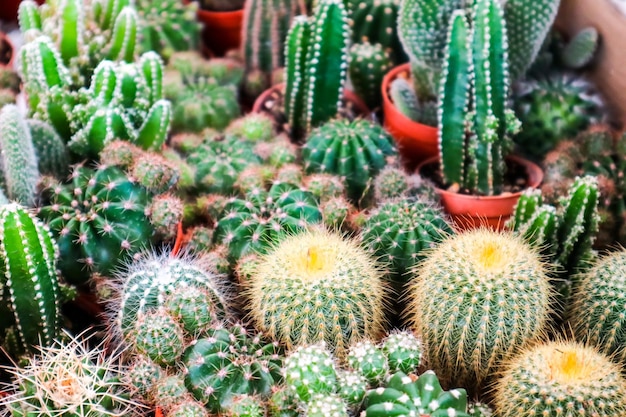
382,63,438,170
417,155,544,231
0,0,45,23
196,7,244,57
0,32,15,69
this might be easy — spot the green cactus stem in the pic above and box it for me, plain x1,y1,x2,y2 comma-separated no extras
348,42,393,110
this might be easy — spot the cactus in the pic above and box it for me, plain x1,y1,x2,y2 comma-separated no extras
406,229,552,388
0,332,136,416
213,182,322,261
169,400,210,417
362,370,470,417
37,164,155,284
268,387,300,417
135,0,200,60
100,139,144,169
226,113,276,143
361,197,453,282
468,403,493,417
283,343,338,403
320,196,354,230
347,340,388,385
388,77,438,126
148,194,184,240
165,284,224,335
125,355,163,399
131,152,180,194
165,51,244,90
241,0,307,96
559,27,600,70
302,118,397,202
0,203,61,356
493,340,626,416
336,370,368,408
154,374,191,411
305,393,348,417
247,229,387,355
130,309,186,366
381,330,422,374
348,42,393,110
224,395,266,417
27,119,70,179
302,174,345,202
183,323,284,413
235,165,276,194
0,105,40,207
283,0,351,139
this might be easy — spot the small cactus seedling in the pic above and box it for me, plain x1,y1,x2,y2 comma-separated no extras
154,374,192,411
130,309,186,366
347,340,388,385
336,370,368,408
131,152,180,194
183,323,284,413
406,229,553,389
148,194,184,241
247,229,388,355
283,343,338,403
305,393,348,417
348,42,393,110
124,355,163,399
169,400,210,417
381,330,422,374
493,340,626,416
223,395,266,417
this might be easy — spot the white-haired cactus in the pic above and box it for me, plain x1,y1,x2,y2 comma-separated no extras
283,343,338,403
348,42,393,110
0,203,61,356
362,370,470,416
283,0,351,139
381,330,422,374
347,341,388,385
305,393,348,417
336,370,368,407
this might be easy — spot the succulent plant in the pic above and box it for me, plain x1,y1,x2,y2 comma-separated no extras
130,309,186,366
283,343,338,403
406,229,552,389
169,400,210,417
125,355,163,399
381,330,422,375
305,393,348,417
336,370,368,408
183,323,284,413
148,193,184,240
225,113,276,143
224,395,266,417
27,118,70,180
268,387,300,417
348,42,393,110
493,340,626,416
347,340,388,385
213,182,322,261
388,77,438,126
320,196,354,230
302,118,397,202
247,229,387,355
37,164,155,284
154,374,191,411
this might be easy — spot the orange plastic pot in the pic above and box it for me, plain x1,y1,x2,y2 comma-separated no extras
382,63,438,170
196,7,244,57
417,155,544,231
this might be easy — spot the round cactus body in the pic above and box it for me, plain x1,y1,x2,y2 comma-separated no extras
494,340,626,416
169,400,210,417
302,119,397,202
226,113,276,143
406,229,553,389
283,343,338,403
381,330,422,374
303,174,346,202
132,309,185,366
361,197,453,282
224,395,265,417
247,229,387,355
213,182,322,261
347,340,388,385
183,323,284,413
306,393,348,417
336,370,368,408
165,285,222,335
348,42,393,110
268,387,300,417
125,355,163,399
37,165,154,284
154,374,191,411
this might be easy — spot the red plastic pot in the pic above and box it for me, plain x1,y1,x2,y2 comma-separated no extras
382,63,438,170
0,0,45,23
196,7,244,57
417,155,544,231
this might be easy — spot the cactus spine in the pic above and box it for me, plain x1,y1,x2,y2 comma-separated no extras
348,42,393,110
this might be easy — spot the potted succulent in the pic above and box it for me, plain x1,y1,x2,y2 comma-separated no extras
194,0,246,56
384,0,561,169
417,0,543,231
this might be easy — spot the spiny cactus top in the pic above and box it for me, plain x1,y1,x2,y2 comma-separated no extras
247,228,387,355
183,323,284,413
283,343,338,403
493,340,626,416
37,164,155,284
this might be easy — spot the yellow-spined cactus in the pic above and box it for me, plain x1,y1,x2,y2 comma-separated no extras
246,229,388,356
406,229,553,389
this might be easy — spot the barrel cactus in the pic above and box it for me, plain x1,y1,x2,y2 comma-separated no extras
348,42,393,110
305,393,348,417
283,343,338,403
381,330,422,374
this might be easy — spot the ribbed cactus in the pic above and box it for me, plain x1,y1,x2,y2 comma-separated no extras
224,395,266,417
170,400,210,417
183,323,284,413
247,229,387,355
305,393,348,417
336,370,368,407
361,197,453,282
283,0,351,139
125,355,163,398
0,203,61,356
407,229,552,389
438,0,520,196
130,309,186,366
241,0,306,96
347,340,388,385
348,42,393,110
381,330,422,374
213,182,322,261
362,370,470,417
27,118,70,180
494,340,626,416
283,343,338,403
37,164,155,284
302,119,397,202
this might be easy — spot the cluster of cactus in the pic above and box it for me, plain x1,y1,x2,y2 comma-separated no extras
246,229,387,356
407,228,553,389
387,75,438,125
302,118,397,203
284,0,351,139
372,164,439,203
135,0,200,60
348,42,394,110
241,0,307,96
0,67,21,106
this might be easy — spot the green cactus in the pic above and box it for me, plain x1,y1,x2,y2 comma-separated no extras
468,402,493,417
99,139,144,170
165,51,244,90
361,197,453,282
388,77,438,126
154,374,192,411
226,113,276,143
183,323,284,413
37,164,155,284
559,27,600,70
381,330,422,375
213,182,322,261
224,395,266,417
336,370,368,408
148,193,184,240
305,393,348,417
283,0,351,139
283,343,338,403
320,196,354,230
0,105,40,207
27,118,70,180
125,355,163,399
362,370,470,417
131,152,180,194
347,340,388,385
135,0,200,60
0,203,61,356
406,229,552,389
165,283,224,335
169,400,210,417
247,229,387,355
302,118,397,202
493,340,626,416
268,387,300,417
302,174,345,202
348,42,393,110
130,309,186,366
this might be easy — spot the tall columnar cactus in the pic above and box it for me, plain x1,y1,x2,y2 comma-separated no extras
213,182,322,261
302,119,397,202
348,42,393,110
493,340,626,416
406,229,552,389
37,165,155,284
438,1,521,196
183,323,284,413
0,204,61,356
27,119,70,179
247,229,388,355
283,0,351,138
241,0,307,96
362,370,470,417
